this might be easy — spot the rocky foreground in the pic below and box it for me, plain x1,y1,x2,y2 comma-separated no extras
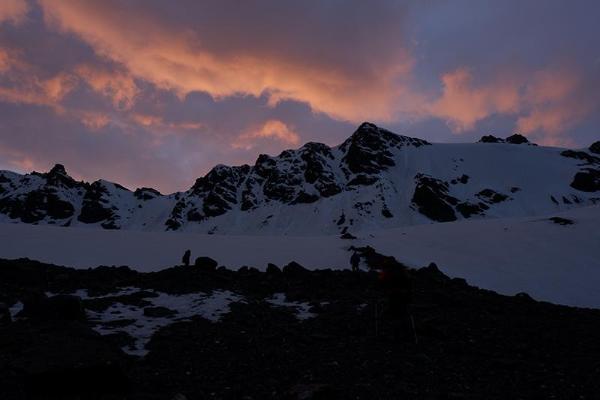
1,257,600,399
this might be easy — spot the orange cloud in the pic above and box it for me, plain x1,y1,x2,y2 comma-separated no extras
0,46,77,108
0,0,29,25
0,49,12,72
524,69,580,104
429,68,521,132
79,111,111,130
75,64,139,110
426,65,592,141
131,113,203,132
233,120,300,150
0,50,76,110
0,144,40,173
516,68,591,143
38,0,411,123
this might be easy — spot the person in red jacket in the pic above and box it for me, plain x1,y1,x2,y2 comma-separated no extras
377,259,415,342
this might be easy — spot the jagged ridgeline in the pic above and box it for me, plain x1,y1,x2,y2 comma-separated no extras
1,123,599,234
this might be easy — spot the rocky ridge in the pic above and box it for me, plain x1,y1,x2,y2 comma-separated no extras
1,123,599,233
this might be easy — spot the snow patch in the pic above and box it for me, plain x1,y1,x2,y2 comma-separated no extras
267,293,316,320
58,287,244,356
9,301,23,319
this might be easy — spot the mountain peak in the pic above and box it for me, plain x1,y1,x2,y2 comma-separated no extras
48,163,68,177
356,121,379,131
45,163,77,189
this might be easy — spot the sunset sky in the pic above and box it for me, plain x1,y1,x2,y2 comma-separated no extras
0,0,599,192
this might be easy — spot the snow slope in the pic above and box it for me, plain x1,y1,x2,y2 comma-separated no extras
1,205,599,308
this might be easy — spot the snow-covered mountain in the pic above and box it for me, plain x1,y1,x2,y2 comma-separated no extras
1,122,599,235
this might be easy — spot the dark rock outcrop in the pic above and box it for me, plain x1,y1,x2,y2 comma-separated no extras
476,189,509,204
22,294,86,321
77,181,117,225
411,174,457,222
570,168,600,192
561,150,600,165
134,187,161,200
194,256,218,270
505,134,530,144
456,201,489,218
548,217,574,225
479,135,504,143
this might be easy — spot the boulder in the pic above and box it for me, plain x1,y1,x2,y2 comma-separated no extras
570,169,600,192
194,256,218,270
266,263,281,274
22,294,86,321
0,302,11,325
283,261,308,276
143,306,178,318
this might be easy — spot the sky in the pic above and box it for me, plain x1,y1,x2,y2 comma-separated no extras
0,0,599,193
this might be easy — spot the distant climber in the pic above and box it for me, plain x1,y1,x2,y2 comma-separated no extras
182,249,191,266
350,251,361,272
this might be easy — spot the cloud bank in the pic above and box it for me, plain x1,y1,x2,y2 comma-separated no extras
0,0,598,191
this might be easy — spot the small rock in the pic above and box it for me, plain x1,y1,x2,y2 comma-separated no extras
23,294,86,321
144,306,178,318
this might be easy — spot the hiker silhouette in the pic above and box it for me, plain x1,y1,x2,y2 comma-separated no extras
182,249,191,266
350,251,361,272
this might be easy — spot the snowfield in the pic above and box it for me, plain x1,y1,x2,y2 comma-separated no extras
1,205,599,308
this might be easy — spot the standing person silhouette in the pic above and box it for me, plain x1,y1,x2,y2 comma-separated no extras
350,251,361,272
182,249,191,266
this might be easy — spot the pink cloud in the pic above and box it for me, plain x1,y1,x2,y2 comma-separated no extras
78,111,111,130
38,0,413,123
426,65,593,142
0,0,29,25
428,68,521,132
75,64,140,110
0,47,77,110
233,120,300,150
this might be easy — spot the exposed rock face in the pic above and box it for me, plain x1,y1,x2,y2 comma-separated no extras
455,201,489,218
479,135,504,143
165,122,431,230
476,189,510,204
505,134,530,144
340,122,429,175
479,134,533,144
411,174,457,222
78,181,117,225
134,187,161,201
561,150,600,165
590,141,600,155
570,169,600,192
0,164,81,223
